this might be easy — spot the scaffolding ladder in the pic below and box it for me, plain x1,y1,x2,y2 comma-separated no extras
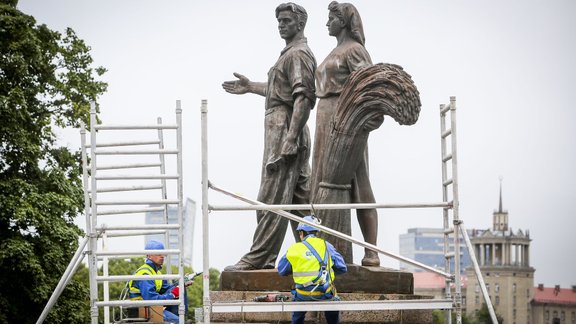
82,101,185,324
440,97,498,324
36,101,186,323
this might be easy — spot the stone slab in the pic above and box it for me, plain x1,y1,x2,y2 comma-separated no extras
220,265,413,294
209,291,433,323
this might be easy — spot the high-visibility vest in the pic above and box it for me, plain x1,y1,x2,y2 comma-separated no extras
286,236,334,293
129,263,163,300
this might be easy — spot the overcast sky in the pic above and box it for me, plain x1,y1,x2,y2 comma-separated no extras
18,0,576,288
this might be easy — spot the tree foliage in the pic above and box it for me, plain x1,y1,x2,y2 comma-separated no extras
0,1,107,322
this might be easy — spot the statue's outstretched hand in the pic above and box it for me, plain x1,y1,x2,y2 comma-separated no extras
222,72,250,94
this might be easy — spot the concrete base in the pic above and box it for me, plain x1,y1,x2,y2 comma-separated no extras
220,265,413,294
208,291,433,323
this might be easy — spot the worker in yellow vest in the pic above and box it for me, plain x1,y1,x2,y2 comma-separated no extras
278,215,347,324
129,240,190,323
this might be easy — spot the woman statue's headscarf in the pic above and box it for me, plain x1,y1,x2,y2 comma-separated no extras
328,1,366,46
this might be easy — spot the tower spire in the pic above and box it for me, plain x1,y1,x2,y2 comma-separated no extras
493,176,508,231
499,176,503,213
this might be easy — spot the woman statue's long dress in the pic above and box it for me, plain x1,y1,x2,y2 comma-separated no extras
312,1,421,266
311,1,379,266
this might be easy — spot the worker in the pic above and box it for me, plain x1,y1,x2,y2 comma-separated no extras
278,216,347,324
128,240,191,323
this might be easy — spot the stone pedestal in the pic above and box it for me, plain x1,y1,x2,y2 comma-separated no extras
220,265,413,294
211,265,432,323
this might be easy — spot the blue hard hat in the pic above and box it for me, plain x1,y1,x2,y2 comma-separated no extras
296,216,321,232
145,240,165,250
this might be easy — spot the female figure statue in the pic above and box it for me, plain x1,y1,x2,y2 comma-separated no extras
312,1,380,266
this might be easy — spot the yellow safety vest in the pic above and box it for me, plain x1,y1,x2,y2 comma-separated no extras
129,263,163,300
286,236,335,295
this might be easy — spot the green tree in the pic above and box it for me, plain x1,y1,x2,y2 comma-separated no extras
0,1,107,323
433,309,472,324
473,303,503,324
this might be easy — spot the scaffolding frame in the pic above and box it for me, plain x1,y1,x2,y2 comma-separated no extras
36,101,186,324
200,97,498,324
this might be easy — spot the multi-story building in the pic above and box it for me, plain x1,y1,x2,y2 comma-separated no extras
532,284,576,324
410,183,575,324
465,183,534,324
399,227,472,274
145,198,196,267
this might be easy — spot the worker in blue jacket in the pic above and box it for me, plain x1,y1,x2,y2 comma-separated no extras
129,240,190,323
278,215,347,324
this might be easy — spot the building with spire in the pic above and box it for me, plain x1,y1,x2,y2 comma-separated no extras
465,179,535,324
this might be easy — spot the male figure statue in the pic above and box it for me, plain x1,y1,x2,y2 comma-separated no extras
222,2,316,271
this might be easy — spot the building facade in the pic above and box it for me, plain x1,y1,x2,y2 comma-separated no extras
531,285,576,324
399,227,472,274
465,183,535,324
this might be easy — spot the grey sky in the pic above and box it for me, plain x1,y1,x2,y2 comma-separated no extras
17,0,576,288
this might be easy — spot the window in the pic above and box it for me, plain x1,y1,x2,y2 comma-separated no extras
475,283,480,293
486,283,490,292
495,296,500,305
495,283,500,293
513,295,517,306
513,283,517,293
513,309,517,319
475,296,479,305
546,310,549,320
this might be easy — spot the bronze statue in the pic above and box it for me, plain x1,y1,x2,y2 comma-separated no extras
314,62,421,265
311,1,380,266
221,3,316,271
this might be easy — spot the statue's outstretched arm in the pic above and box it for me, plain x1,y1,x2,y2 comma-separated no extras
222,72,267,97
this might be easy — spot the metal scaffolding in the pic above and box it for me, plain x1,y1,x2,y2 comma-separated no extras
36,101,186,324
200,97,498,324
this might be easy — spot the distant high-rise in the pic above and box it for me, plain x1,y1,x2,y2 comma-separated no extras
399,227,472,274
145,198,196,267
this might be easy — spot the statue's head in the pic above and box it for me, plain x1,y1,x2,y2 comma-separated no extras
276,3,308,31
327,1,365,45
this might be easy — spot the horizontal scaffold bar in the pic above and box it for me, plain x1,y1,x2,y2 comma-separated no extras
95,185,163,193
94,124,178,130
86,140,161,148
97,207,165,215
94,149,179,155
210,299,453,313
96,224,179,231
94,249,180,257
96,274,180,282
210,201,451,211
95,299,181,308
95,174,179,180
95,199,179,205
104,230,166,238
96,162,162,170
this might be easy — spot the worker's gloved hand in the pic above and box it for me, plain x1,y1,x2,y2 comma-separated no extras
171,286,180,299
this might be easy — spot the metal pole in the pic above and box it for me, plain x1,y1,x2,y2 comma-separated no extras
439,103,452,324
176,100,186,324
460,224,498,324
157,116,172,274
210,182,453,279
449,97,462,324
89,102,100,324
102,233,110,324
201,99,211,324
36,236,89,323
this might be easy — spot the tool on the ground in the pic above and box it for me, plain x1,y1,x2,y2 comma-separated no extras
253,294,291,302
